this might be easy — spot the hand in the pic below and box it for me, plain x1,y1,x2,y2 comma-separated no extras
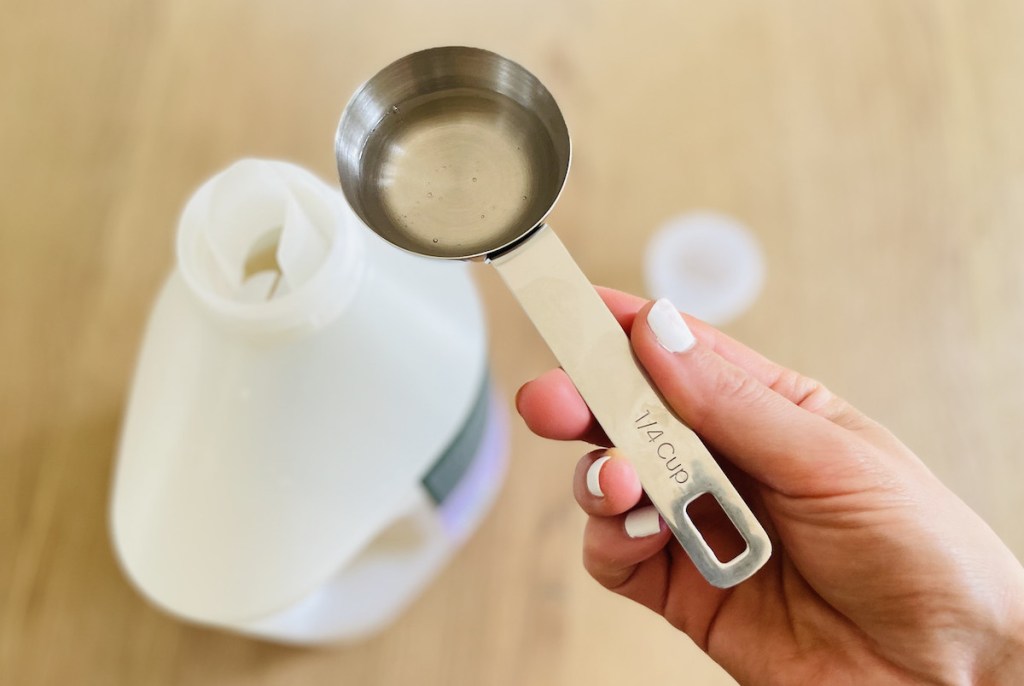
516,287,1024,686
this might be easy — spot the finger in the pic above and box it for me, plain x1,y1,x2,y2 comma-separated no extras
516,368,609,445
681,318,872,432
594,286,870,431
576,449,761,582
582,506,672,612
518,287,872,448
632,298,876,496
573,449,643,517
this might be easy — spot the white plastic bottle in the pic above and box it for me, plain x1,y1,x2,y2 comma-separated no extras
110,159,507,643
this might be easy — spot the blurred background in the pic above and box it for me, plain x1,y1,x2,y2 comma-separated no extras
2,0,1023,684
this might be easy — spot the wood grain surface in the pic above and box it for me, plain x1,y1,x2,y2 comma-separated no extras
3,1,1023,684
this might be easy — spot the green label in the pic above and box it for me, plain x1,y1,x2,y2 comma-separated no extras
421,375,491,505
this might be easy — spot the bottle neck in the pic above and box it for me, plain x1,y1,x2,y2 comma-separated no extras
176,159,365,338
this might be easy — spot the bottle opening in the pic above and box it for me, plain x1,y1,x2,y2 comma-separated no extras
240,226,285,302
176,159,363,333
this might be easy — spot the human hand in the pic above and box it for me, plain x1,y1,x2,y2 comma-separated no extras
516,287,1024,686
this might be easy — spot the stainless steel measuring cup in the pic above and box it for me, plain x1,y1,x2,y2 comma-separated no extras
335,46,771,587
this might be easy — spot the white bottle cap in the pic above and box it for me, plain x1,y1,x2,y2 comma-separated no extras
643,211,766,326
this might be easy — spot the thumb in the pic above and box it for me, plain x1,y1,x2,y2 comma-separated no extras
632,299,873,497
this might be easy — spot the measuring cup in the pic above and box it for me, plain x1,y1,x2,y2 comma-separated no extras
335,46,771,588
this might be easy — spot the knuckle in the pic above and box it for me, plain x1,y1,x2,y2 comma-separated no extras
684,352,766,428
810,435,898,494
580,519,634,591
774,370,875,430
771,368,812,401
794,377,834,413
582,550,630,593
714,364,765,405
581,537,614,588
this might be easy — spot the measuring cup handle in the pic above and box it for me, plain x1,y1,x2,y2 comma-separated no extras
490,225,771,588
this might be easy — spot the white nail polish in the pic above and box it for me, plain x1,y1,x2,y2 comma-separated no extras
586,455,611,497
624,506,662,538
647,298,697,353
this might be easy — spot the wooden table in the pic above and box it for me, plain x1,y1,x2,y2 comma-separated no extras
3,2,1023,684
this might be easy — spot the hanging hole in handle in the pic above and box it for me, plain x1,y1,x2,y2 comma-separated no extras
687,492,748,564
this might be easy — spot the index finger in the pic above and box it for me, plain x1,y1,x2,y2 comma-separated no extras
517,287,870,443
597,287,869,430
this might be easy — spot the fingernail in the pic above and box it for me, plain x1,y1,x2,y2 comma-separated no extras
586,455,611,497
624,506,663,538
647,298,696,353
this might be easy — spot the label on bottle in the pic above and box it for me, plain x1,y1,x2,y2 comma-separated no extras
421,374,492,505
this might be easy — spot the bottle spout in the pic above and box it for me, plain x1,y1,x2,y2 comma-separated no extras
177,159,364,334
